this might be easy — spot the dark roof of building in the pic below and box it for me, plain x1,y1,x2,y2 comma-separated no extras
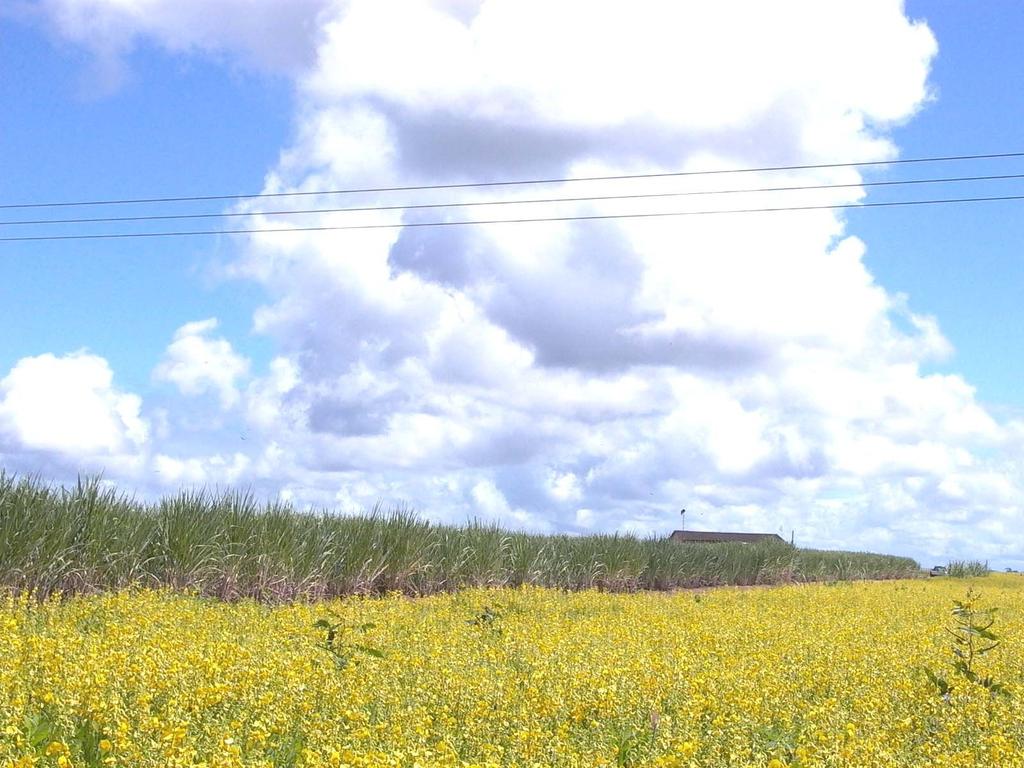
669,530,787,544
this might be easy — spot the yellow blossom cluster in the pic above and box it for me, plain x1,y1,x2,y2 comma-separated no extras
1,576,1023,767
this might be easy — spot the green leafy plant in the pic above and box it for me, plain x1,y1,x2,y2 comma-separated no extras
313,612,383,670
924,588,1010,700
609,723,651,768
469,605,501,629
266,730,305,768
72,718,107,768
22,710,59,754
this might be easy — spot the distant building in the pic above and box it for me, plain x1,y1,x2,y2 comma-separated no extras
669,530,787,545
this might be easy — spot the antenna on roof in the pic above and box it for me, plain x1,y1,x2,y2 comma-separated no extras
680,508,686,531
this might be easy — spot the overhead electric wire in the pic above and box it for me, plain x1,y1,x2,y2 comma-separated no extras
3,192,1024,243
3,171,1024,228
2,150,1024,211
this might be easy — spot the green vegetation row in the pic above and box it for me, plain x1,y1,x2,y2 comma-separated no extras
0,474,920,601
946,559,991,578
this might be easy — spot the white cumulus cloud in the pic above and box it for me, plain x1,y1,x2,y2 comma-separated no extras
153,451,252,485
0,351,148,457
154,318,251,409
28,0,1024,567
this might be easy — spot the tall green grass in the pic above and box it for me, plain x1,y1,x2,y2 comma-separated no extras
946,559,990,578
0,474,920,600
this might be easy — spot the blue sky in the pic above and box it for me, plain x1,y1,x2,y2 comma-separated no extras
0,19,285,390
853,0,1024,414
2,1,1023,567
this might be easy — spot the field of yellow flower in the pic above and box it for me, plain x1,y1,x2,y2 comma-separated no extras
2,576,1023,768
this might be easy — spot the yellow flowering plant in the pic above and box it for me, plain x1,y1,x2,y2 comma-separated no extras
1,576,1022,767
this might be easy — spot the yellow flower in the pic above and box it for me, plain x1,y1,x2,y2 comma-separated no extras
44,742,67,757
0,576,1022,767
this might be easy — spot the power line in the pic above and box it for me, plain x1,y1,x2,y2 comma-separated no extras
3,171,1024,228
2,150,1024,211
2,192,1023,243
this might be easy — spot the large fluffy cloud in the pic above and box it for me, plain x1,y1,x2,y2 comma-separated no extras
0,352,148,473
28,1,1024,566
